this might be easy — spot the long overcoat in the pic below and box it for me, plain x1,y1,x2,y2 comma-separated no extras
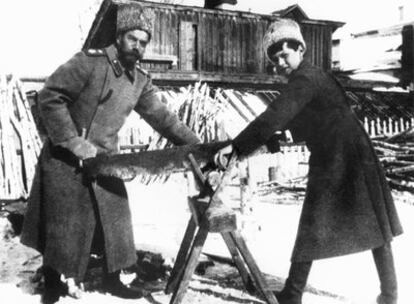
20,44,199,280
233,60,403,262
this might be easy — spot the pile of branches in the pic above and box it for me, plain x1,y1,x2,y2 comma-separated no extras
254,126,414,199
132,82,227,184
374,127,414,193
255,174,307,204
128,82,269,184
0,74,42,200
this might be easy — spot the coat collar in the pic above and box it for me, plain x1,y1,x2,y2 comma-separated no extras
290,60,311,79
104,44,136,82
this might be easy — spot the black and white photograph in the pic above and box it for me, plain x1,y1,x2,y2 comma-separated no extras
0,1,413,303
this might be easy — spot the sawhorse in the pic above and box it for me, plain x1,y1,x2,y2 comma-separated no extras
165,153,278,304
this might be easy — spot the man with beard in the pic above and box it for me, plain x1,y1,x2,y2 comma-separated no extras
21,3,199,303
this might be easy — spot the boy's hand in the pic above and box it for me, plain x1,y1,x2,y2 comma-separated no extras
214,143,235,170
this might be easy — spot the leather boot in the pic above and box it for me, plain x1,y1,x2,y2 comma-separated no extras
274,261,312,304
102,270,143,299
41,267,68,304
373,243,398,304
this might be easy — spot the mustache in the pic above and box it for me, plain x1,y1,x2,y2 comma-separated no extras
123,49,140,58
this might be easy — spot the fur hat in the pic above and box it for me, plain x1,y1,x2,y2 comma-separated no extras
262,19,306,61
116,2,153,39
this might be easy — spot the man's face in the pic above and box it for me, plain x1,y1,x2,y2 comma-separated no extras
269,42,304,77
117,29,150,65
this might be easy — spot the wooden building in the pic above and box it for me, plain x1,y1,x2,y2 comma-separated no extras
84,0,344,87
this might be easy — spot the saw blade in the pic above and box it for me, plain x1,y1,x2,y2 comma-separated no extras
83,141,231,180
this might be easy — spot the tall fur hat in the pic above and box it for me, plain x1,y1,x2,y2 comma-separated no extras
262,19,306,61
116,2,153,39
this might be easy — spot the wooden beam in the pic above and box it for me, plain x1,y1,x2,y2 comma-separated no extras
165,217,198,294
169,227,209,304
221,232,255,292
149,71,286,89
333,76,402,91
20,72,403,92
230,231,279,304
401,25,414,89
141,54,178,67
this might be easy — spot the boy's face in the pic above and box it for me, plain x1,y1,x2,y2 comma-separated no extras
269,42,304,77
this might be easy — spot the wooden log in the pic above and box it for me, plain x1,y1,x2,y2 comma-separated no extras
373,140,414,153
223,89,256,121
215,89,250,123
387,165,414,174
396,154,414,161
388,173,414,182
382,160,414,166
187,153,238,233
386,126,414,143
187,196,237,232
379,157,397,163
373,146,398,156
203,201,237,233
387,178,414,193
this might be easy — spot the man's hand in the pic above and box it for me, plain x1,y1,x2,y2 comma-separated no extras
63,136,97,160
214,143,235,170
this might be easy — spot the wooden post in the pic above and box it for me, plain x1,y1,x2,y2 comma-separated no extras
401,24,414,106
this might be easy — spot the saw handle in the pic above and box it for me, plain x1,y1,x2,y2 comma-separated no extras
213,143,235,170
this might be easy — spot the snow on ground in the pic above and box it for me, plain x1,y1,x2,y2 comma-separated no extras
125,174,414,304
1,173,413,303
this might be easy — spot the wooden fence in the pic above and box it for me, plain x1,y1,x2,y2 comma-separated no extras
363,116,414,138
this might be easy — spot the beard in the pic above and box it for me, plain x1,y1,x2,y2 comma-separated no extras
120,49,142,69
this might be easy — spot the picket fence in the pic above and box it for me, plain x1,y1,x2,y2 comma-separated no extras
363,117,414,138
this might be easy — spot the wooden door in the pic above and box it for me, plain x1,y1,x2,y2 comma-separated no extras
179,21,198,71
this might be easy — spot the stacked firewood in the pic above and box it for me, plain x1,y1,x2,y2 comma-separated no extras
255,128,414,197
0,74,43,200
374,127,414,193
256,175,307,196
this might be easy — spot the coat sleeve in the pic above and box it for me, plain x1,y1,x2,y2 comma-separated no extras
134,78,200,145
37,52,93,145
233,74,317,156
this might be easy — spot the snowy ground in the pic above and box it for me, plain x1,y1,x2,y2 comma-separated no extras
1,172,413,304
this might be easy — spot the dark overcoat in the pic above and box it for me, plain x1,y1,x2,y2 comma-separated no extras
20,44,199,280
233,60,403,262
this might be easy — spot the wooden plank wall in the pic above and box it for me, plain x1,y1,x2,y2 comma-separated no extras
85,2,336,74
140,7,266,73
401,24,414,88
302,23,332,71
